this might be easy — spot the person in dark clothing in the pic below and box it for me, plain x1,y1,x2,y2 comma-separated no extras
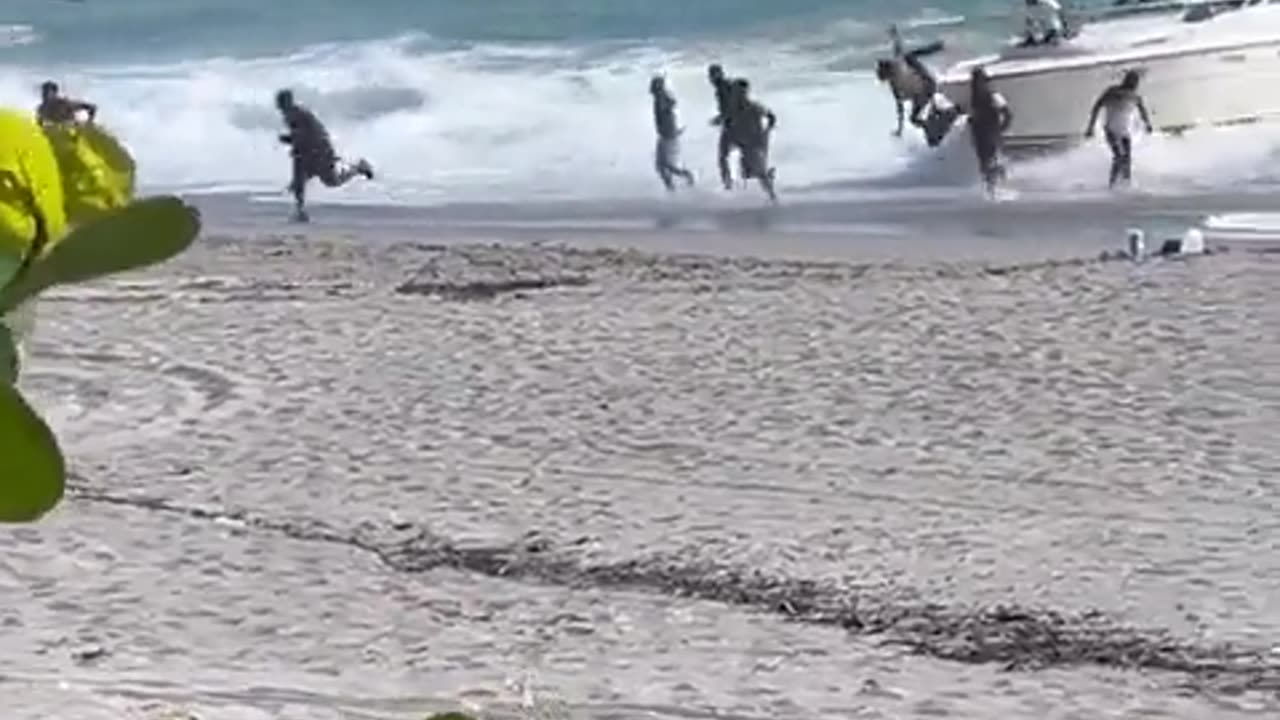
966,67,1013,195
707,63,739,190
649,76,695,191
36,80,96,126
275,88,374,222
726,79,778,203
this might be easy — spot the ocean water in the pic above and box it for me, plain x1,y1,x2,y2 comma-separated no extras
8,0,1280,207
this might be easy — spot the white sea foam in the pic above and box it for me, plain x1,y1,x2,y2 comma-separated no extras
3,29,1280,207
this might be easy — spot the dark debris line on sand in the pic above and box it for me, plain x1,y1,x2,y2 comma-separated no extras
394,275,591,302
385,244,1218,300
65,482,1280,696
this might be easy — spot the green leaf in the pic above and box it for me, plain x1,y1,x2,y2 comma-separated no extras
0,195,199,310
0,322,16,384
0,251,17,298
0,383,65,522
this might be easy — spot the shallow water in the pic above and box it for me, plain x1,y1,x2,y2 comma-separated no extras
5,210,1280,718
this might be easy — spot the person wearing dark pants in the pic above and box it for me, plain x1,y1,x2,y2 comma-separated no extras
1085,70,1154,188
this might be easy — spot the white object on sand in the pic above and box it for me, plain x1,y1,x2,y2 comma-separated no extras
1126,227,1146,260
1180,227,1205,255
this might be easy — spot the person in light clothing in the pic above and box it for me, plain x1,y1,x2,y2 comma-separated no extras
1023,0,1066,45
649,76,695,192
1085,70,1154,188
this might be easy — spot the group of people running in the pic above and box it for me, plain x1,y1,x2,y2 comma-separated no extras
31,80,375,223
876,24,1154,194
34,18,1155,221
648,63,780,202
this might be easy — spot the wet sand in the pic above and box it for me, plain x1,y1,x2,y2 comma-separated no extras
4,198,1280,718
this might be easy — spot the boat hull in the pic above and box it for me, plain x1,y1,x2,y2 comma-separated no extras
937,38,1280,149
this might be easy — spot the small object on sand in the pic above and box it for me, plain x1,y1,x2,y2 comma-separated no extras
1157,227,1207,257
71,644,108,663
1181,227,1206,255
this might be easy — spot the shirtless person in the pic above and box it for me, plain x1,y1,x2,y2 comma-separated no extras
650,76,695,192
275,89,374,222
726,79,778,203
876,25,945,137
36,81,96,126
1085,69,1153,188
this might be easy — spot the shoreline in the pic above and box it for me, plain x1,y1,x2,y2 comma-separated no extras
181,185,1280,265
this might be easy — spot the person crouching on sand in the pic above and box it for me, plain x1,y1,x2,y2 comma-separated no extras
650,76,695,192
1085,69,1153,189
274,89,374,223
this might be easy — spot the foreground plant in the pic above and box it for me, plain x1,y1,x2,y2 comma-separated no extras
0,109,200,522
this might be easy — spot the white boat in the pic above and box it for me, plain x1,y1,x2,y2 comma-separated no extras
1201,211,1280,244
932,0,1280,150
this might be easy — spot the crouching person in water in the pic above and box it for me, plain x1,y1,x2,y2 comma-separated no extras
1085,70,1153,188
275,89,374,222
727,79,778,203
967,67,1012,196
649,76,695,192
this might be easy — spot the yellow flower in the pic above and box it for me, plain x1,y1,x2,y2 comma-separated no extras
0,110,67,264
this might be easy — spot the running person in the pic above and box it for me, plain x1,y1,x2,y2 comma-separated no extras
707,63,740,189
1085,70,1153,188
727,79,778,203
967,67,1013,195
650,76,695,191
36,81,96,126
275,89,374,222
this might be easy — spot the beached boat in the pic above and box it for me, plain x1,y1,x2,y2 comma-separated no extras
932,0,1280,149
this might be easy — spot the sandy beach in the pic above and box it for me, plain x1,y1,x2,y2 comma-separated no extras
4,195,1280,719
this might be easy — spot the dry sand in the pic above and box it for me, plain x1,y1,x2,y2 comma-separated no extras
3,213,1280,719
